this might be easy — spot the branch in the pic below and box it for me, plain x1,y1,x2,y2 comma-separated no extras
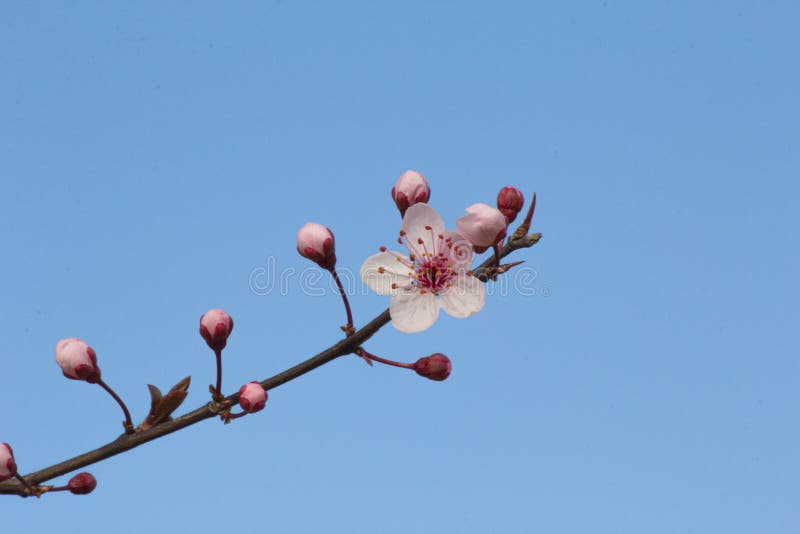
0,230,541,496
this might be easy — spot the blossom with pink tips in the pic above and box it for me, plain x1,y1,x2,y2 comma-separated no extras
238,382,268,413
297,222,337,271
0,443,16,482
413,353,452,381
391,170,431,216
199,309,234,352
55,338,101,383
497,186,525,223
360,203,485,333
67,472,97,495
456,203,508,248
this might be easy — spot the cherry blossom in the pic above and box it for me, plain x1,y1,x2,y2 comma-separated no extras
456,203,508,248
238,382,268,413
360,203,485,333
199,308,234,352
296,222,337,271
391,170,431,216
497,186,525,223
55,338,101,383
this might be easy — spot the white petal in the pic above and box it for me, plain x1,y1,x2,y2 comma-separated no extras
360,251,414,295
442,230,474,273
439,275,485,318
402,203,445,255
390,289,440,333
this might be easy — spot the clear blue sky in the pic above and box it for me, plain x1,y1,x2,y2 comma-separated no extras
2,2,798,533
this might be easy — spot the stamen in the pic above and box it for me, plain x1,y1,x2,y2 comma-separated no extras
403,234,424,260
387,250,414,268
416,237,432,259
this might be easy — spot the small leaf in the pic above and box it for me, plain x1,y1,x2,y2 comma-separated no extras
137,377,191,431
147,384,163,414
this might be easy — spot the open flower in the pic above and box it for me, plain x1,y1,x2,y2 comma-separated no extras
360,204,485,333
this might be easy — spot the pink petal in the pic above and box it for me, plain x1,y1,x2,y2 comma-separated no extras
456,203,508,248
390,289,440,333
442,230,474,273
439,275,485,318
360,251,414,295
401,204,445,255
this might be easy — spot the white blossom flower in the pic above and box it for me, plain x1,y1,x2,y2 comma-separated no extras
360,204,485,333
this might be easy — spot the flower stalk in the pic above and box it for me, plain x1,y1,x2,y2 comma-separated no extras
331,268,355,335
97,379,135,434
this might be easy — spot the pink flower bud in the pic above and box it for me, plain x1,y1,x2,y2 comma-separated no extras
55,338,101,383
456,203,508,248
497,186,525,223
296,222,337,271
238,381,268,413
0,443,16,482
391,170,431,216
67,472,97,495
413,353,452,381
199,309,234,352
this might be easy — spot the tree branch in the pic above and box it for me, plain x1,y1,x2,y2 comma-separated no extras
0,231,541,496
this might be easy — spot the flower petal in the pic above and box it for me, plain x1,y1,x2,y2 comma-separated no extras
439,275,485,318
442,230,474,273
402,203,445,256
390,289,440,333
360,251,414,295
456,203,508,248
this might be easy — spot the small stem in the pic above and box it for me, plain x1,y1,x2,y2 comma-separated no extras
43,484,68,493
226,411,247,420
492,242,502,267
96,379,134,434
356,348,413,370
330,268,354,334
214,348,223,400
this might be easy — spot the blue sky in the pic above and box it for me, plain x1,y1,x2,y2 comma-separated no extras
1,2,798,533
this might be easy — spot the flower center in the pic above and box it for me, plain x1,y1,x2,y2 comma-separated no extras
414,255,454,293
397,226,458,295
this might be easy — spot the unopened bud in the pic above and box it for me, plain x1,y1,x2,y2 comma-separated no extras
55,338,101,383
413,353,452,381
238,382,268,413
67,472,97,495
0,443,16,482
497,186,525,223
456,203,508,248
199,309,234,352
391,170,431,216
297,222,337,271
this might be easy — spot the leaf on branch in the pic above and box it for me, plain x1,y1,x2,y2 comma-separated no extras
137,376,191,432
